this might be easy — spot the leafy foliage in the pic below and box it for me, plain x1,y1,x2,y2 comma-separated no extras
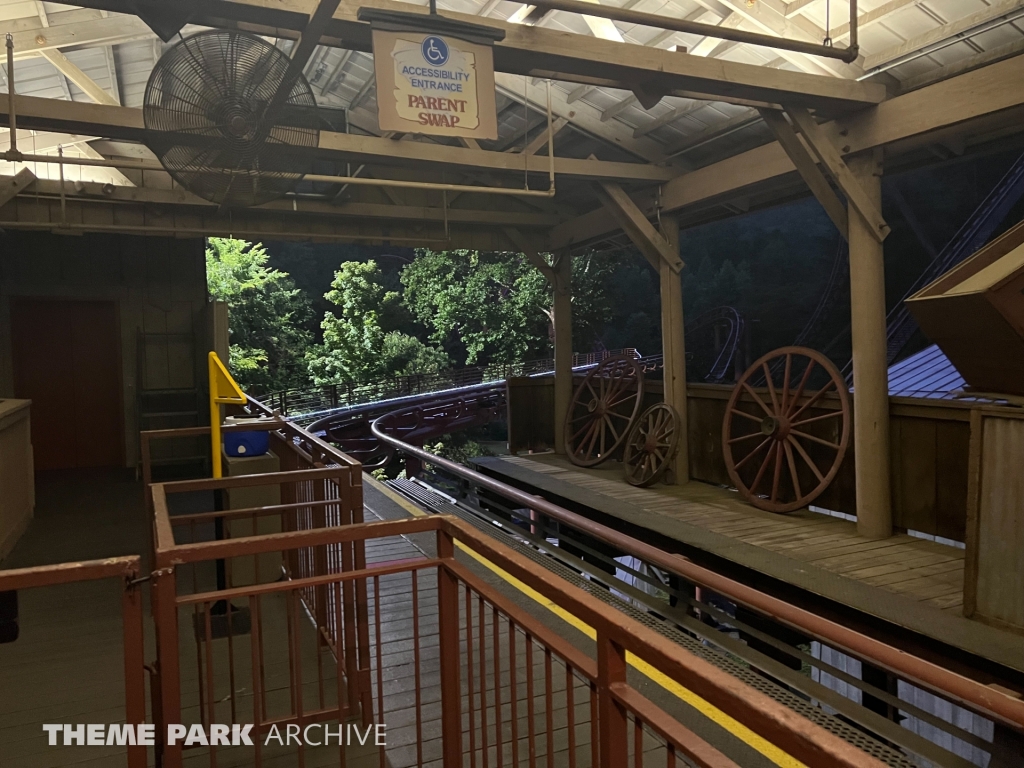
401,250,616,366
306,260,449,384
205,238,313,393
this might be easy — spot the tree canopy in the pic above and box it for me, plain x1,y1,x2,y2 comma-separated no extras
205,238,312,393
305,260,449,384
401,249,617,366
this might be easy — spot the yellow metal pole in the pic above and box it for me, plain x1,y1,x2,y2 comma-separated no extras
209,353,223,479
208,351,247,480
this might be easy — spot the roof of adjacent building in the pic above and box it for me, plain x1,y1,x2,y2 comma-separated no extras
888,343,966,399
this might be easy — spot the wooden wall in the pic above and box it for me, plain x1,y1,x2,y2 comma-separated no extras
0,231,209,469
508,377,973,541
965,408,1024,633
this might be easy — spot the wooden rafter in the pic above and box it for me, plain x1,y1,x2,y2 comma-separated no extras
758,107,848,236
551,53,1024,249
596,180,683,272
54,0,886,113
39,48,119,106
785,107,889,241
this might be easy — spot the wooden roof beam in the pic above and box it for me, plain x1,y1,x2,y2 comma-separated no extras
596,179,683,272
0,93,678,184
38,48,119,106
60,0,886,114
786,106,889,241
550,53,1024,249
758,107,848,235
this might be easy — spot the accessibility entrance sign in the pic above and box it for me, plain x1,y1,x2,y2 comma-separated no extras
364,11,501,140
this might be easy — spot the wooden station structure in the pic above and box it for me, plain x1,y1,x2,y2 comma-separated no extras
4,2,1024,766
0,0,1019,602
3,0,1024,547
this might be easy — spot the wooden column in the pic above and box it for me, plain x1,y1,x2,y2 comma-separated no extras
553,253,573,454
659,216,689,483
848,152,892,539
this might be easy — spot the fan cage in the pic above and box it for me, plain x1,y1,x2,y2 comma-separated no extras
143,30,320,208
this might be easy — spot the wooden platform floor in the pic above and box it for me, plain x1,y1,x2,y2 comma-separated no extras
477,454,1024,675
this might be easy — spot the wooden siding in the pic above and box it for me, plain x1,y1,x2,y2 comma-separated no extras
965,408,1024,633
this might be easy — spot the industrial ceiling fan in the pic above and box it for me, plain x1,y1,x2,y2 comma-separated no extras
142,30,321,208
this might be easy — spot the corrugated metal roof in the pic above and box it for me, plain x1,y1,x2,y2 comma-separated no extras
888,344,965,398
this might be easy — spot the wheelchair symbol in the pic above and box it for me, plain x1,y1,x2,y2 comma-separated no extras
421,36,449,67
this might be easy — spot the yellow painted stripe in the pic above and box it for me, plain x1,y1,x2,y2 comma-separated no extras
365,475,805,767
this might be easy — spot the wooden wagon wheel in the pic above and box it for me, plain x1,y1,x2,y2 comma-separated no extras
722,346,850,514
564,355,645,467
624,403,681,487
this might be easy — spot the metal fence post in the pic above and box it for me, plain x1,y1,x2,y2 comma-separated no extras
122,563,148,768
597,632,628,768
437,529,463,767
152,566,183,767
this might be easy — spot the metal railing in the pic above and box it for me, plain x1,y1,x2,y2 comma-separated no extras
0,556,147,768
372,424,1024,756
146,481,891,768
259,349,641,418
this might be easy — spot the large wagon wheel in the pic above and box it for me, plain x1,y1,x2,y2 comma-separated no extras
624,403,681,487
722,346,850,513
565,355,645,467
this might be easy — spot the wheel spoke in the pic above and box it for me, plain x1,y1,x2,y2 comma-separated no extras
607,410,633,421
763,362,781,415
770,443,784,502
784,440,802,500
784,359,816,418
791,429,840,450
603,415,620,441
583,419,601,458
781,353,793,414
787,435,824,482
742,383,774,418
736,436,772,472
750,441,776,494
730,408,763,424
585,380,600,403
791,410,842,428
789,379,836,423
728,431,766,445
571,418,595,442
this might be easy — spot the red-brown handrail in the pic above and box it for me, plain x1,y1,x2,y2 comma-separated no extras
371,420,1024,732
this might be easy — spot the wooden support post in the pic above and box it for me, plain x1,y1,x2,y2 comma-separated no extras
506,227,573,453
553,252,573,454
848,152,892,539
659,215,689,484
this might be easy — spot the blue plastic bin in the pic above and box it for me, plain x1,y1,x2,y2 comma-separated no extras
223,430,269,457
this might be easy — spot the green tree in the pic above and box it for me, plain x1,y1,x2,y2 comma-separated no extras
205,238,313,393
401,250,615,366
306,260,449,384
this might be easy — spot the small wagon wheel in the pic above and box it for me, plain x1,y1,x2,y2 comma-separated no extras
565,355,645,467
624,403,681,487
722,346,850,514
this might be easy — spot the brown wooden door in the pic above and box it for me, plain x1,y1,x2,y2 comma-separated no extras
11,300,124,470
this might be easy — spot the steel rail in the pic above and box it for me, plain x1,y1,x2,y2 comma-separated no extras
371,419,1024,732
507,0,860,62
